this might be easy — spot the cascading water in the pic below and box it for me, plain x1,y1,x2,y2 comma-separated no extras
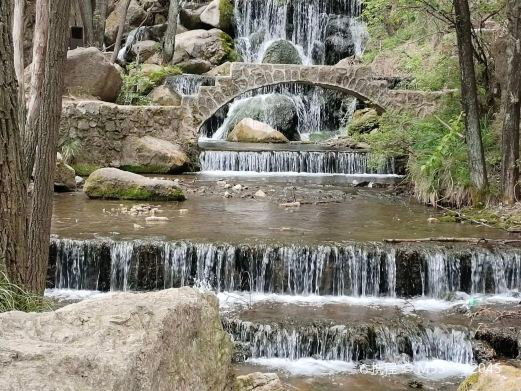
206,84,357,140
198,150,396,174
233,0,367,65
165,74,215,96
50,239,521,298
223,319,474,364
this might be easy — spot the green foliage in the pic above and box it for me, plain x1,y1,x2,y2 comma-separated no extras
71,163,102,177
353,97,500,206
0,273,53,313
219,0,234,31
116,63,182,106
220,32,243,62
60,139,80,164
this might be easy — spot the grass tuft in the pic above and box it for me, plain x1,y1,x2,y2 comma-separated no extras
0,273,53,313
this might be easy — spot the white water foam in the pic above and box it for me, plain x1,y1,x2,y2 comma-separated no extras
44,288,110,301
218,291,521,313
246,357,476,379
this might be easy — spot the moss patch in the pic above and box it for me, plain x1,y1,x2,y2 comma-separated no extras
219,0,234,31
220,32,242,63
86,184,185,201
457,372,479,391
119,164,171,175
72,163,102,176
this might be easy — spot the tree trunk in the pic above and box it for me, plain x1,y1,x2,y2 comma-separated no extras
0,0,28,282
24,0,49,180
501,0,521,204
92,0,107,48
453,0,488,198
162,0,179,64
77,0,94,46
110,0,131,63
26,0,71,294
12,0,25,129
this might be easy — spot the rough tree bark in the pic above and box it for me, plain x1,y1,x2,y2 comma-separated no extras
162,0,179,63
12,0,25,128
0,0,28,281
110,0,131,64
76,0,94,46
24,0,49,180
501,0,521,204
453,0,488,197
92,0,108,48
26,0,71,294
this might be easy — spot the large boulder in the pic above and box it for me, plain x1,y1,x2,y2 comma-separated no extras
64,47,123,102
105,0,147,44
200,0,234,31
221,94,300,141
227,118,289,143
0,288,233,390
121,136,189,173
54,152,76,192
172,29,231,66
457,364,521,391
261,39,302,65
131,40,159,62
324,16,355,65
84,168,185,200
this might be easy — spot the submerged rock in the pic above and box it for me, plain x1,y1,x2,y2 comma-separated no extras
234,372,284,391
262,39,302,65
84,168,185,201
227,118,289,143
63,47,123,102
121,136,189,174
0,288,233,391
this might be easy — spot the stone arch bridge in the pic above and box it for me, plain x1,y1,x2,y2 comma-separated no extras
180,62,451,135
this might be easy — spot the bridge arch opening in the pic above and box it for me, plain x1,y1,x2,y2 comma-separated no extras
198,80,385,142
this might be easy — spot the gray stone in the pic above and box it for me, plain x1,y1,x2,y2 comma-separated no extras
0,288,233,391
234,372,285,391
148,85,182,106
131,40,159,62
121,136,189,173
54,153,76,192
172,29,230,67
64,47,123,102
262,39,303,65
222,93,300,141
325,16,355,65
84,168,185,200
227,118,289,143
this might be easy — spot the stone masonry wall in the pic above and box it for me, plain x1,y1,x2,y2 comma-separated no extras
59,101,197,173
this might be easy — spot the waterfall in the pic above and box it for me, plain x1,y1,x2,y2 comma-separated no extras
50,239,521,298
165,74,215,96
198,150,395,174
223,318,474,364
233,0,366,64
206,84,356,140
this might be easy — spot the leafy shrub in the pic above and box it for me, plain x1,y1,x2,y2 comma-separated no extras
0,273,53,313
352,96,500,206
117,63,182,106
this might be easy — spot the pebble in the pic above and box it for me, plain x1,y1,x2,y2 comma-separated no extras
133,224,144,229
427,217,439,224
280,201,301,208
254,190,267,198
145,216,169,223
179,209,189,215
224,191,232,198
224,183,232,189
232,184,243,191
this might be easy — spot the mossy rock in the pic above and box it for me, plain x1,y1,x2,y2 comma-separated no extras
261,39,302,65
348,108,380,134
457,365,521,391
84,168,185,201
